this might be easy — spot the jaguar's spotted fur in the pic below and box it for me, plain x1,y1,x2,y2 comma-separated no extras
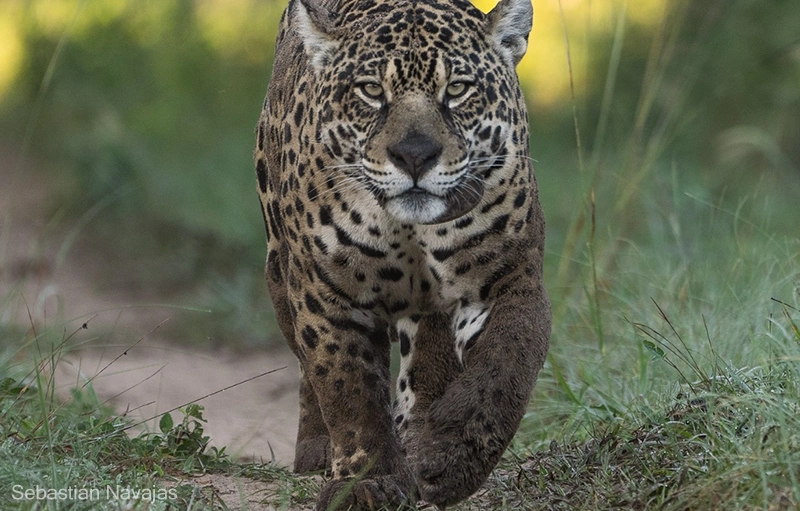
255,0,551,508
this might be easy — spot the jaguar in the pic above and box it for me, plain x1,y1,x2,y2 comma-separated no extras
254,0,551,508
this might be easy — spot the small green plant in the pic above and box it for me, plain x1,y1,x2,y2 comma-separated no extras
140,404,229,474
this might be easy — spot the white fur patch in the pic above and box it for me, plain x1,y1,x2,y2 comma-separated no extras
394,317,419,435
453,302,492,363
295,1,338,70
385,193,447,224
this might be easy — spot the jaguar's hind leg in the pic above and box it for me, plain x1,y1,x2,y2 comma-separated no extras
294,370,331,473
265,245,330,473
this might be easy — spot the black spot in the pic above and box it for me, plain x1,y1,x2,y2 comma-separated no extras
325,343,340,354
266,249,282,283
257,122,266,150
335,226,387,258
476,252,496,265
301,325,318,349
313,236,329,255
301,235,312,253
363,371,379,387
464,329,482,352
491,125,503,152
455,262,472,275
514,188,527,208
327,130,342,157
454,216,473,229
486,84,498,103
315,365,328,377
313,262,354,301
283,122,292,144
327,316,371,335
350,210,363,224
490,214,510,233
305,293,324,314
480,261,517,300
293,102,305,127
399,378,407,392
362,350,374,363
378,266,404,282
334,379,345,392
480,193,507,214
432,247,455,261
294,197,305,215
319,205,333,226
395,414,404,425
389,301,409,313
399,331,411,356
268,200,282,240
347,343,359,357
307,182,318,201
256,159,267,193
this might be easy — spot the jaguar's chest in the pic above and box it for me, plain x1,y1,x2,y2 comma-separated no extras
282,181,526,319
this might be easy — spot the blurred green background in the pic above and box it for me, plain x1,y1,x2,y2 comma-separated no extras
1,0,798,346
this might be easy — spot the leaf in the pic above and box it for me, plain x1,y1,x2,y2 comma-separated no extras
159,413,174,434
643,340,665,358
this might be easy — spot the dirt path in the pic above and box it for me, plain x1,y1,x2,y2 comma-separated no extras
0,152,301,467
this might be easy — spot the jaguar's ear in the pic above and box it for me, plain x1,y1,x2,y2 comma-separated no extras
485,0,533,66
296,0,339,70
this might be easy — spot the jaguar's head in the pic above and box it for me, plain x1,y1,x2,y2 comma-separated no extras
297,0,532,224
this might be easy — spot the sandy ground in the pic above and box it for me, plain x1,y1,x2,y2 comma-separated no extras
0,153,301,468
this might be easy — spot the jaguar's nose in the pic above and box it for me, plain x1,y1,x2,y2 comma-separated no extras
387,131,443,182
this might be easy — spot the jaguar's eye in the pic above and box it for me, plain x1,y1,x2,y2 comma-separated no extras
360,82,384,99
446,82,469,99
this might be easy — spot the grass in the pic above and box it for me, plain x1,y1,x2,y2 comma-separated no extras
0,315,233,510
1,181,797,510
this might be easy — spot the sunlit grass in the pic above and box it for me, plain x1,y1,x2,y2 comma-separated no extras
0,0,673,107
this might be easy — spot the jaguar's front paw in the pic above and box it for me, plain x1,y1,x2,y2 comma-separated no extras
294,436,331,474
315,474,416,511
412,390,511,507
413,432,489,507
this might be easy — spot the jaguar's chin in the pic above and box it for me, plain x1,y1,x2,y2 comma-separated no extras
384,179,485,225
385,189,448,224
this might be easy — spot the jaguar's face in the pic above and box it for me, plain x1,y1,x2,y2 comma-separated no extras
298,0,532,224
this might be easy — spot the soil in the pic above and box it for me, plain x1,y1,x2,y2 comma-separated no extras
1,153,306,507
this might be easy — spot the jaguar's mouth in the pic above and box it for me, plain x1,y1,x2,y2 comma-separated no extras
382,177,485,225
384,188,448,224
